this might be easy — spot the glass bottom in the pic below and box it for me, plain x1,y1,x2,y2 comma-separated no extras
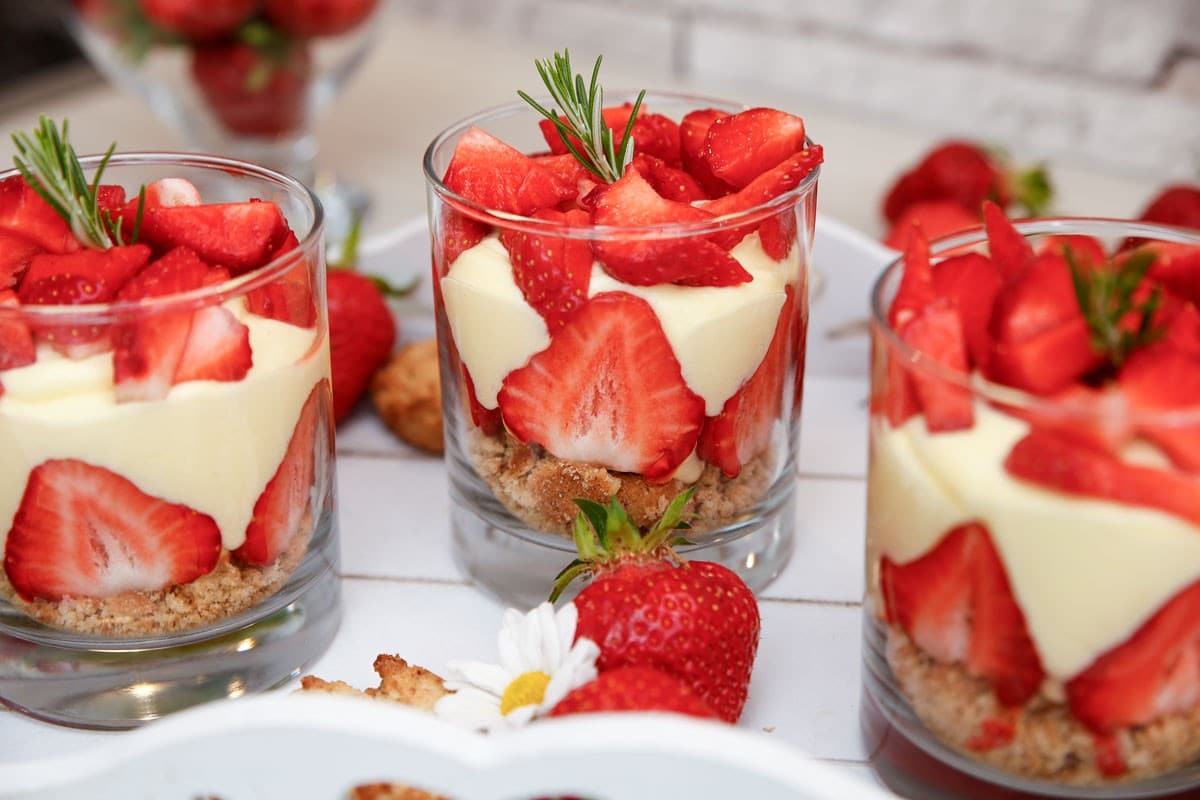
861,617,1200,799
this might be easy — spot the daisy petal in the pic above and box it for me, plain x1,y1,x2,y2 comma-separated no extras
503,703,539,728
541,637,601,711
434,688,503,731
497,609,525,675
533,602,562,672
444,659,511,697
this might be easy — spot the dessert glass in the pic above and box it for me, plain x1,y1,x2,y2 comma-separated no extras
424,93,819,607
0,153,340,728
861,219,1200,798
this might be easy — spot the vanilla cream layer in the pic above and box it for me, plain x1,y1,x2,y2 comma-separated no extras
440,232,795,415
0,300,328,551
868,404,1200,679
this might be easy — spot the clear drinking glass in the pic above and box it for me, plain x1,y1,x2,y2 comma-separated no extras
862,219,1200,798
423,93,820,607
0,153,340,728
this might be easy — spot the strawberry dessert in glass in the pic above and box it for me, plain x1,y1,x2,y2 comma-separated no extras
862,205,1200,797
423,53,822,605
0,119,339,728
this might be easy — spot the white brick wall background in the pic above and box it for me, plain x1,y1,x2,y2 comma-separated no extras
392,0,1200,181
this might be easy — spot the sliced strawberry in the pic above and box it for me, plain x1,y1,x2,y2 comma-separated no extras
435,207,490,274
443,126,566,216
591,169,750,287
234,380,325,565
20,244,151,296
1159,300,1200,360
1119,347,1200,472
989,250,1083,343
887,226,935,331
1005,429,1200,526
698,292,792,477
631,153,708,203
1067,577,1200,733
497,292,705,481
0,231,41,290
1139,243,1200,307
871,331,921,428
758,208,798,261
679,108,733,197
174,305,252,384
1037,234,1106,269
1004,383,1132,454
0,290,34,371
540,105,681,165
900,297,974,432
532,153,593,201
499,208,592,330
881,523,1044,706
539,104,638,156
701,108,806,190
965,715,1017,753
0,176,80,253
144,177,201,208
703,146,825,218
463,365,501,435
931,252,1002,369
987,318,1104,395
983,201,1035,281
138,200,287,275
245,232,316,327
3,458,221,601
882,201,980,251
18,274,113,355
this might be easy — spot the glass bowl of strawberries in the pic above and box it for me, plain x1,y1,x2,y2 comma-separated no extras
424,53,822,606
862,204,1200,797
0,119,339,728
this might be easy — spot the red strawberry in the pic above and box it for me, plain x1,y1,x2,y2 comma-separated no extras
498,292,704,481
702,145,825,217
532,153,594,202
1138,184,1200,231
1118,347,1200,472
988,249,1089,350
499,208,592,330
0,175,80,254
20,244,151,295
138,200,287,275
234,380,326,565
245,230,318,328
983,201,1035,281
701,108,806,190
539,105,681,166
191,40,311,137
0,290,35,371
1037,234,1107,269
18,274,114,357
987,319,1103,396
173,305,252,384
462,364,501,436
698,292,792,477
1140,243,1200,307
327,269,396,423
435,207,490,274
443,127,567,216
1004,429,1200,526
548,666,719,721
631,154,708,203
758,208,799,261
931,252,1002,369
900,297,974,432
1159,300,1200,360
4,459,221,601
591,170,750,287
137,0,258,39
882,202,980,251
872,332,921,429
1066,576,1200,733
263,0,380,37
881,523,1044,707
1005,383,1132,455
539,105,636,157
887,225,935,331
0,231,41,290
679,108,733,198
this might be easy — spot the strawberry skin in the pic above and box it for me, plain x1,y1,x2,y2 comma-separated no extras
882,201,980,251
0,231,41,290
0,290,35,371
931,252,1002,369
234,380,326,565
173,305,252,384
264,0,380,36
887,226,935,331
983,201,1035,281
498,292,704,481
4,459,221,601
548,665,719,721
883,141,1008,224
191,40,311,137
701,108,806,190
900,297,974,432
679,108,733,198
631,154,708,203
539,105,681,166
20,244,151,296
0,176,80,254
499,208,592,330
444,127,567,216
138,201,288,275
1118,347,1200,472
1138,184,1200,231
137,0,258,39
1143,243,1200,307
573,559,760,723
328,269,395,423
245,231,318,328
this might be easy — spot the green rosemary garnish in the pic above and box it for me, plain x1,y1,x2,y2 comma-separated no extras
518,50,645,183
11,117,143,250
1067,246,1162,369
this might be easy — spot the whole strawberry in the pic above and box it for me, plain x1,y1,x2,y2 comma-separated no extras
548,665,719,720
550,491,761,723
263,0,379,37
191,29,311,137
138,0,258,40
1138,185,1200,231
882,140,1051,225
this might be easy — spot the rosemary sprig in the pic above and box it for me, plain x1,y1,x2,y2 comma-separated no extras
11,117,142,250
518,50,644,183
1067,246,1162,369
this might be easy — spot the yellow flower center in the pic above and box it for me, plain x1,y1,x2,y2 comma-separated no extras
499,670,552,716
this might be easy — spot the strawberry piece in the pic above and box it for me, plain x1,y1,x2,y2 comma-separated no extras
0,176,80,254
144,177,201,208
462,365,501,435
539,105,636,157
137,0,258,38
548,666,719,720
983,201,1035,281
539,105,681,166
1037,234,1107,269
173,305,252,384
883,141,1011,224
1140,243,1200,307
3,459,221,601
234,381,325,565
435,207,490,274
443,127,567,216
758,209,798,261
882,201,980,251
887,225,935,331
1005,383,1132,455
328,269,396,422
1093,734,1128,777
965,716,1017,753
1066,577,1200,733
20,244,151,295
881,523,1044,707
0,290,35,371
987,319,1104,395
631,153,708,203
191,40,311,137
703,146,825,218
245,231,317,328
1159,300,1200,360
263,0,380,36
532,153,593,201
679,108,734,197
138,201,288,275
701,108,806,190
0,231,41,290
499,208,592,331
872,332,921,428
18,274,113,356
1119,347,1200,472
900,297,974,432
591,170,750,287
1138,184,1200,231
931,252,1002,369
698,292,792,477
1005,429,1200,526
498,292,705,481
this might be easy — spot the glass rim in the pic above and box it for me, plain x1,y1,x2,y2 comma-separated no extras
870,216,1200,423
421,90,821,240
0,151,323,320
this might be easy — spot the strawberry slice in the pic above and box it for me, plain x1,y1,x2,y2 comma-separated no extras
931,252,1002,369
871,331,921,428
1005,383,1132,454
887,225,935,331
18,274,115,357
701,108,806,190
0,231,41,290
983,201,1035,280
174,305,252,384
0,176,79,253
1037,234,1107,269
3,458,221,601
435,207,491,274
882,201,980,251
138,200,287,275
1119,347,1200,472
0,290,34,371
539,104,637,157
703,145,825,218
987,318,1104,395
234,380,325,565
462,365,502,435
444,126,567,216
532,153,594,201
539,105,682,166
900,297,974,432
1141,242,1200,306
244,231,317,327
20,244,151,296
1159,300,1200,360
591,170,750,287
679,108,734,197
881,523,1044,707
499,208,592,330
631,153,708,203
497,292,705,481
1005,429,1200,526
698,292,792,477
1066,577,1200,733
758,209,798,261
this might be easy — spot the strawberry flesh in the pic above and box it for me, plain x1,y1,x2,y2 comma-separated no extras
900,297,974,432
444,126,567,216
701,107,806,190
0,290,35,371
0,231,41,290
245,231,317,327
548,665,718,720
174,305,252,384
882,201,980,251
679,108,733,197
931,252,1002,369
983,201,1035,281
138,200,287,275
631,153,708,203
499,208,592,331
1118,347,1200,472
0,176,80,254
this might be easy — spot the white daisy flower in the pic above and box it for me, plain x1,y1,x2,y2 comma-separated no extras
434,602,600,732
